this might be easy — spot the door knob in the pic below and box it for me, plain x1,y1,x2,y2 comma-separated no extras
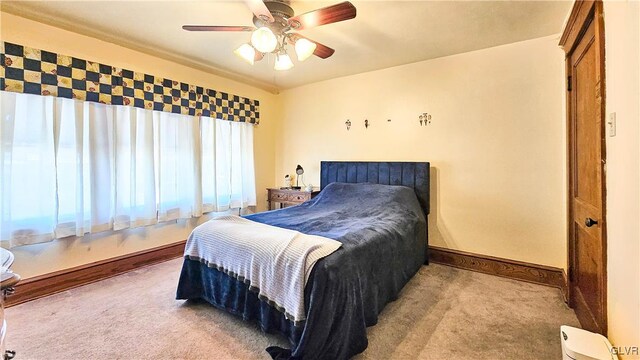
585,218,598,227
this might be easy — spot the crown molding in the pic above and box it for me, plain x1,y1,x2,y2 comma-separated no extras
0,3,280,94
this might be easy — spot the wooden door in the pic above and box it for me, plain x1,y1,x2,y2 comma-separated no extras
561,0,607,335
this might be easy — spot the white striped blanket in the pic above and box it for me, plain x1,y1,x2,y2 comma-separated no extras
184,215,342,324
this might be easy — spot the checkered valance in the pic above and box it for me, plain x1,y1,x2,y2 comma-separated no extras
0,42,260,124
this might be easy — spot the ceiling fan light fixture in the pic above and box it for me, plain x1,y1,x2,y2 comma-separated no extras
294,38,317,61
274,52,294,71
183,1,356,67
251,27,278,53
234,43,256,65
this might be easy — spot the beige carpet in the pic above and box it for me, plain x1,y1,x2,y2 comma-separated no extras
6,258,579,360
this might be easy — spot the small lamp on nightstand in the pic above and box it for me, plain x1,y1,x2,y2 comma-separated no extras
292,164,304,190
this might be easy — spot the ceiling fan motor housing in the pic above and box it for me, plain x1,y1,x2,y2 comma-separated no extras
253,1,295,33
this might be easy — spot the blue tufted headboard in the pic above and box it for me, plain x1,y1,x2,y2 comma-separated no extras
320,161,430,216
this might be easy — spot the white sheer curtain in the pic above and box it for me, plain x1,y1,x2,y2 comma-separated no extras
201,117,256,212
154,111,202,222
54,97,114,238
113,106,157,231
1,93,57,246
0,91,257,248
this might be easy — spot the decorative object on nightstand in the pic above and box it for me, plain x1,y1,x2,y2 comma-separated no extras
267,188,319,210
292,165,304,190
305,183,313,192
283,174,292,188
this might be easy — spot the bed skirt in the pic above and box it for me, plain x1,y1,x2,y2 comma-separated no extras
175,257,305,355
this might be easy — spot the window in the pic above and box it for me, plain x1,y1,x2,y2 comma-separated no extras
0,91,256,248
200,116,255,213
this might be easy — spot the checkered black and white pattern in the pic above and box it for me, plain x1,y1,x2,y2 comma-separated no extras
0,42,260,124
184,215,342,324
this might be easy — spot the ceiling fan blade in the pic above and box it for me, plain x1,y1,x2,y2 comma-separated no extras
310,41,335,59
182,25,255,32
290,34,335,59
245,0,275,23
288,1,356,30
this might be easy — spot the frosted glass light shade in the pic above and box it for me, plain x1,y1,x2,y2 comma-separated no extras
295,38,317,61
251,27,277,53
274,53,294,71
234,44,256,65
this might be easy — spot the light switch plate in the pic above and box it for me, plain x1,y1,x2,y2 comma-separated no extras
608,112,616,137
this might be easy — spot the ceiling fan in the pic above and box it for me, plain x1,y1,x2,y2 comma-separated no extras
182,0,357,70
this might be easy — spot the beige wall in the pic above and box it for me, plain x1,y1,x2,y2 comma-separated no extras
603,0,640,353
277,35,567,269
0,12,279,278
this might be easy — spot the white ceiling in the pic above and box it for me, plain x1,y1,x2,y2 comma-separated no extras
1,0,572,92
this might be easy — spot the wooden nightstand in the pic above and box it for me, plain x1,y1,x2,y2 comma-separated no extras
267,188,319,210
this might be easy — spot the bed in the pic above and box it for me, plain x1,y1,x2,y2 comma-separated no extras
176,161,430,359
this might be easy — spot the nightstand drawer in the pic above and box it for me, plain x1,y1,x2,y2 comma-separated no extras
290,193,310,202
266,188,320,210
270,191,289,201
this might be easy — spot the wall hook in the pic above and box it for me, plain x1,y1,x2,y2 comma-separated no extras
364,119,369,129
345,119,351,130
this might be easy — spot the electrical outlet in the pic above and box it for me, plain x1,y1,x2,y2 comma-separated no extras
608,112,616,137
